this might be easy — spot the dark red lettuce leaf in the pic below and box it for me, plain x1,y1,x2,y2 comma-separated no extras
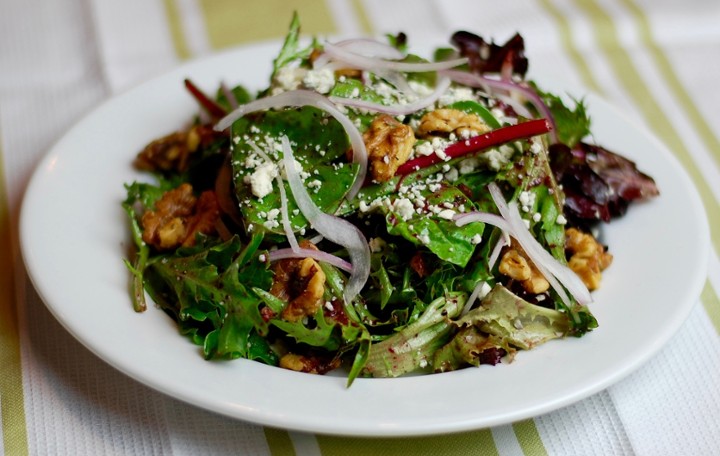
451,31,528,77
550,142,659,222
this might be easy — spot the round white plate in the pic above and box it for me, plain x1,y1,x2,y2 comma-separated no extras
20,41,709,436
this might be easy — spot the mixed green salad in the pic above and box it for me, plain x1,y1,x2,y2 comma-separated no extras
123,15,659,385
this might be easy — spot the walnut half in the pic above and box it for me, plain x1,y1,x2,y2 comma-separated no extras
565,228,613,290
140,183,220,250
498,247,550,294
269,242,327,322
363,115,415,182
417,108,490,138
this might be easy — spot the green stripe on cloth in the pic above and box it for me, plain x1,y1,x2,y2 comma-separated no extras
0,139,29,455
264,427,296,456
161,0,192,59
536,0,601,93
198,0,337,49
619,0,720,169
701,281,720,335
513,420,548,456
350,0,374,35
573,0,720,253
315,429,498,456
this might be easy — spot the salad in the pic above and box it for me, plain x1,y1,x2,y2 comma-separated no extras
123,15,659,385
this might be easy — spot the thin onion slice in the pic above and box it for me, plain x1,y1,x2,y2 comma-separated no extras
281,136,370,304
454,212,509,271
214,90,367,200
313,39,404,70
329,77,451,116
248,142,300,252
323,42,468,73
462,281,491,316
267,247,354,273
440,69,559,143
486,182,592,306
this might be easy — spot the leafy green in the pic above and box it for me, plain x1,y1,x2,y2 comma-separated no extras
271,12,316,79
447,100,502,129
122,180,179,312
433,326,511,372
384,185,485,267
143,235,276,362
230,107,358,234
362,292,466,377
458,284,571,350
534,85,591,147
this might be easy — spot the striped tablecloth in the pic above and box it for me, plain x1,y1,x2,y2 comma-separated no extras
2,1,719,454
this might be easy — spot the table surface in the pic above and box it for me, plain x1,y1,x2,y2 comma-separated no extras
2,0,720,455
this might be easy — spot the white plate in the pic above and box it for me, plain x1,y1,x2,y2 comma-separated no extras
20,41,709,436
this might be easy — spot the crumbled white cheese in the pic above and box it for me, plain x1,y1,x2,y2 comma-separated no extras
530,139,543,155
556,214,568,225
437,209,456,220
438,86,475,106
303,68,335,94
274,66,306,92
471,234,482,245
393,198,415,221
477,282,492,300
243,162,278,198
458,157,480,175
266,208,280,221
415,141,434,156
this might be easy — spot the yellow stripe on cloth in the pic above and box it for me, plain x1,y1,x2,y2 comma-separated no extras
0,138,29,456
198,0,337,49
536,0,601,93
619,0,720,170
701,282,720,335
162,0,192,59
350,0,374,35
264,427,296,456
513,419,548,456
315,429,498,456
573,0,720,252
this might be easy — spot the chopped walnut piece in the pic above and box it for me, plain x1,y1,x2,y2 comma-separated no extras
499,249,531,281
140,183,220,250
134,125,219,173
416,108,491,138
498,247,550,294
363,115,415,182
269,241,327,322
565,228,613,290
279,352,341,374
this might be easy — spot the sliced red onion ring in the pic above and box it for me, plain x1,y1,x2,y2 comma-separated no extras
440,69,559,143
488,232,510,271
248,142,300,252
486,182,591,306
454,212,509,271
332,38,405,59
329,76,451,116
323,42,468,73
214,90,367,200
462,280,491,316
281,136,370,304
375,69,417,97
267,247,354,273
220,81,239,110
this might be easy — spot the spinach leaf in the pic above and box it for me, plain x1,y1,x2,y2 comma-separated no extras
384,185,484,267
230,107,358,234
